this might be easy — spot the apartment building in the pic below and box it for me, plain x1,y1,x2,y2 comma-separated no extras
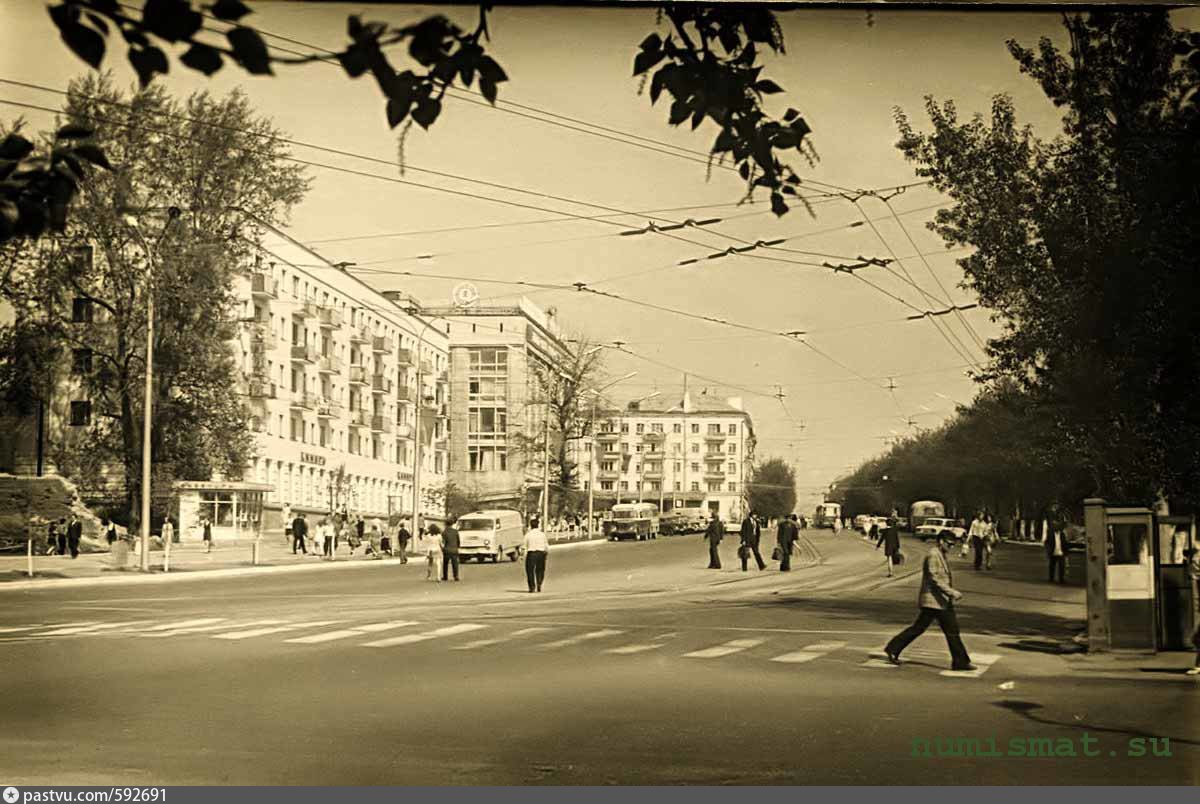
588,391,756,523
426,299,578,509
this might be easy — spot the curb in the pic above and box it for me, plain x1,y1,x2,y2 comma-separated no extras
0,536,611,592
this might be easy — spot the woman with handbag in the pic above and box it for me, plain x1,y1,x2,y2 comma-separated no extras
876,519,902,577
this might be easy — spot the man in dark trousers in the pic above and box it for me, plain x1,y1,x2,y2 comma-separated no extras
739,510,766,571
884,532,975,671
777,514,799,571
1044,521,1067,584
54,518,67,556
396,520,411,563
704,511,724,569
441,519,461,581
291,513,308,554
66,514,83,558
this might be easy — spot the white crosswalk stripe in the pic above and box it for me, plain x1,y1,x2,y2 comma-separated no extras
362,623,487,648
213,620,343,640
940,653,1002,678
683,638,766,659
142,619,283,638
452,626,556,650
0,624,49,634
284,621,419,644
36,620,154,636
538,629,624,650
770,641,847,664
141,618,227,633
606,642,667,655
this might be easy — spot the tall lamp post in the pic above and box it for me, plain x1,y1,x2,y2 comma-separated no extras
402,305,437,543
125,206,181,572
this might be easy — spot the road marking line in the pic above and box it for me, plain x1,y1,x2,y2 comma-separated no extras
683,638,766,659
213,620,343,640
770,641,847,664
0,624,48,634
142,619,283,637
362,623,487,648
140,618,227,632
861,658,900,669
939,653,1002,679
451,626,556,650
284,621,420,644
36,620,154,636
538,629,625,649
605,642,668,655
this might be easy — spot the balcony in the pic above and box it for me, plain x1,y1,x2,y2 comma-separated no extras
596,431,620,443
597,470,621,481
371,375,392,395
317,306,343,329
247,379,276,400
395,385,412,403
643,431,666,443
240,309,270,325
289,344,317,363
704,469,726,480
371,335,392,355
643,449,665,460
249,416,268,434
250,273,278,300
349,326,370,344
395,348,413,366
704,432,727,442
347,365,368,386
289,391,317,410
317,355,343,374
437,369,449,385
347,408,371,428
371,415,392,434
419,359,433,374
394,423,414,439
315,398,342,418
291,299,317,319
642,470,664,480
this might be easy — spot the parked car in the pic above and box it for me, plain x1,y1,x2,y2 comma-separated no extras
914,517,967,542
456,509,524,562
853,514,873,532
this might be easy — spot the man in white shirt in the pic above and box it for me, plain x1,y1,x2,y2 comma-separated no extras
1044,522,1066,583
523,517,550,593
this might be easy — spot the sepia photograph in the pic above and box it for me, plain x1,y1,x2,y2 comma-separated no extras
0,0,1197,792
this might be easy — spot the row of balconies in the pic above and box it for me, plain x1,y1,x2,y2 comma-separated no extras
593,429,736,444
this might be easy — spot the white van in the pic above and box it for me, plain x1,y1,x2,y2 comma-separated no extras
456,509,524,563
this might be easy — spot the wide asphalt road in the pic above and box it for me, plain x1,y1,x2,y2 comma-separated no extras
2,530,1196,785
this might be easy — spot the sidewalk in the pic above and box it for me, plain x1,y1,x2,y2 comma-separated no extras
0,530,611,591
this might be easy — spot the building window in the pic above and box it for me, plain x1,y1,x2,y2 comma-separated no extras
707,482,722,492
620,422,629,434
69,400,91,426
691,482,700,492
728,443,737,454
674,482,681,491
649,481,661,491
674,462,682,472
690,462,700,474
728,462,737,474
728,482,738,492
652,423,663,433
673,444,682,454
600,481,614,491
728,423,737,435
708,423,721,435
71,298,93,323
691,443,699,453
691,423,700,434
468,446,507,471
673,423,682,433
602,462,615,472
71,348,93,374
620,481,629,491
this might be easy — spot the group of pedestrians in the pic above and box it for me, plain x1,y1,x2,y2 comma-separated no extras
44,514,84,558
703,510,805,572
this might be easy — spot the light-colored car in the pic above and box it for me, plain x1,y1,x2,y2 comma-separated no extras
914,517,967,542
853,514,873,532
456,509,524,562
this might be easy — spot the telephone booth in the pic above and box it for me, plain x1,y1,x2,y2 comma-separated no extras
1083,499,1198,653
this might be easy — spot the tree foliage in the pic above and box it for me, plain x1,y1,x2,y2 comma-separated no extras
0,74,309,524
747,457,797,519
893,10,1200,510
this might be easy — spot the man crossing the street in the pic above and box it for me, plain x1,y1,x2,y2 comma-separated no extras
523,516,550,593
704,511,724,569
291,512,308,555
740,510,766,571
441,519,461,581
884,531,976,672
777,514,799,571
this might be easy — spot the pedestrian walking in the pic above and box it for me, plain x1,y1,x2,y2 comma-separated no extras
739,510,766,571
704,511,724,569
320,518,334,558
66,513,82,558
397,521,411,563
832,517,841,536
884,532,975,671
53,518,67,556
200,516,213,553
876,518,902,577
441,520,461,581
102,518,117,547
161,516,174,547
291,513,308,554
969,510,987,570
523,516,549,593
867,521,880,546
282,503,292,546
1184,546,1200,676
776,514,799,571
1044,521,1067,584
424,525,442,582
983,513,998,570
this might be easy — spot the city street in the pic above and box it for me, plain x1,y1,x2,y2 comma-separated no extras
2,530,1196,785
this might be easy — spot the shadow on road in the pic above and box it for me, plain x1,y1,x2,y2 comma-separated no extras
993,700,1200,747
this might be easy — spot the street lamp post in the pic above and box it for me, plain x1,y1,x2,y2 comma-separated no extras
403,306,436,546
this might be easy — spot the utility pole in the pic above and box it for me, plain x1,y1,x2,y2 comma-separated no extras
587,395,596,537
541,414,550,527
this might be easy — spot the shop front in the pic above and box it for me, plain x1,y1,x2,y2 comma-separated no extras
174,480,272,543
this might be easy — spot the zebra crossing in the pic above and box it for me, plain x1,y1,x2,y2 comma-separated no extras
0,616,1003,677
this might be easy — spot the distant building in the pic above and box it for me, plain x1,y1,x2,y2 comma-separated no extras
590,391,756,522
424,300,579,510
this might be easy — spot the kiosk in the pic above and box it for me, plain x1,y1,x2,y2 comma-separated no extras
1083,499,1197,653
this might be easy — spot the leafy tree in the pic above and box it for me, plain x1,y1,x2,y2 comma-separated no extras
747,457,796,519
893,10,1200,510
0,74,309,525
5,1,815,249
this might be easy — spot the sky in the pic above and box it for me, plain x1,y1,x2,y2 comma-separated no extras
4,2,1190,507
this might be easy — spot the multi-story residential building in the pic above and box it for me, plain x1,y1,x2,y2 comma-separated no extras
587,391,756,523
0,226,451,541
425,299,577,510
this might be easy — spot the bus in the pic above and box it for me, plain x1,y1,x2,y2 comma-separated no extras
909,500,947,530
604,502,660,541
813,502,842,528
